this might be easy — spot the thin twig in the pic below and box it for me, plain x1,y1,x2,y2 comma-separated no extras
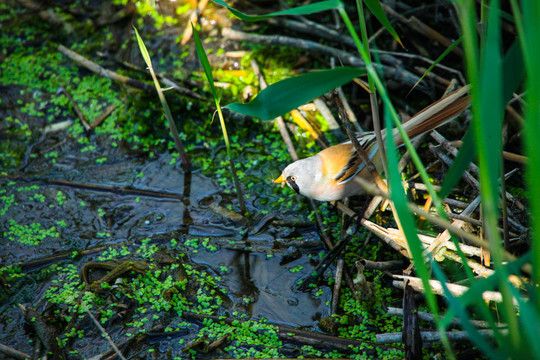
331,258,344,315
58,45,154,92
313,98,345,141
360,258,407,270
430,130,526,211
57,86,91,130
381,4,463,57
84,305,127,360
89,104,116,131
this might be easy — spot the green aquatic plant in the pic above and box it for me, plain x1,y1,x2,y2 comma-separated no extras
192,24,247,214
133,26,192,169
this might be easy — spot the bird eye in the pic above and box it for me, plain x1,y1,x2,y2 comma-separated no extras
286,176,300,194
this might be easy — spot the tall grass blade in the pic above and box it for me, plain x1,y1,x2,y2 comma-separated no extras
432,265,506,359
459,0,526,353
225,67,365,120
133,26,191,169
362,0,403,47
438,39,522,200
192,26,218,100
518,0,540,295
502,40,525,102
212,0,342,21
438,127,475,199
410,37,462,93
192,24,247,214
383,111,450,351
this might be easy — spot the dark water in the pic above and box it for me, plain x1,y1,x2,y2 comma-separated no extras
0,85,333,359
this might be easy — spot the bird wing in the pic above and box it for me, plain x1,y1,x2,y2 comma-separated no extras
318,143,359,184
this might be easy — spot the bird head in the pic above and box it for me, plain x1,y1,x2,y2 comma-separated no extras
274,156,322,199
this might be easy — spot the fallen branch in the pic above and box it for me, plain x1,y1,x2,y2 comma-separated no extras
376,329,506,344
0,343,30,360
393,275,518,305
58,45,154,92
387,307,506,329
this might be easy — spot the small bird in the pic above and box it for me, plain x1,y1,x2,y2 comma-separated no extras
274,87,470,201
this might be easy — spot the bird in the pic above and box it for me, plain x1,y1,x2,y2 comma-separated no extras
274,86,470,201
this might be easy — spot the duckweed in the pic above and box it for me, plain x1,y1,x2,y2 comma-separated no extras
5,219,60,246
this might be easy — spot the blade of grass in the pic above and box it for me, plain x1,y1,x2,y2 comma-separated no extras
475,2,521,344
432,265,507,359
502,40,525,102
459,0,523,352
438,39,522,200
212,0,342,21
516,0,540,300
383,110,452,354
410,37,463,93
192,24,247,215
355,0,387,177
438,126,475,199
362,0,403,47
133,26,191,169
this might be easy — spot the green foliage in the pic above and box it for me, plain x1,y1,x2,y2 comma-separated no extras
133,26,191,168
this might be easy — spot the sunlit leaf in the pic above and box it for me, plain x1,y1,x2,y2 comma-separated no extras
133,26,152,68
225,67,365,120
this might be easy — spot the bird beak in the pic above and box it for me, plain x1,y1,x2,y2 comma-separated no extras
274,175,286,185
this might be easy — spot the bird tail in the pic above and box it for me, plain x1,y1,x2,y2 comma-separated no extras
395,85,470,146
